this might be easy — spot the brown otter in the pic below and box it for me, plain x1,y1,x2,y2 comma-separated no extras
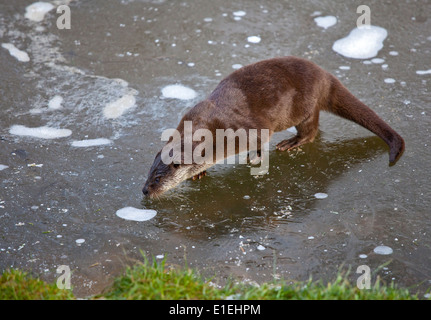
142,56,405,198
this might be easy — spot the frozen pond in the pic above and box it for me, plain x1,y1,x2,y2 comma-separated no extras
1,0,430,297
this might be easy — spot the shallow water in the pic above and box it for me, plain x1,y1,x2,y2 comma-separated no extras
1,0,430,297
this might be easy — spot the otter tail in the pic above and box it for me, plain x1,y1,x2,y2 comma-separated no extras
325,76,405,165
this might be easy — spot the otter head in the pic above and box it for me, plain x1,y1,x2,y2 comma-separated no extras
142,148,209,199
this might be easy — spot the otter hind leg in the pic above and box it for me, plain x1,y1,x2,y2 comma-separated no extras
276,111,319,152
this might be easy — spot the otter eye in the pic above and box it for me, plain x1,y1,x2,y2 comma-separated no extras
173,163,180,168
154,177,160,184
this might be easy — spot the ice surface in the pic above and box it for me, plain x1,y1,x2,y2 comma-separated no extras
1,43,30,62
314,16,337,29
115,207,157,222
9,125,72,139
0,165,9,171
25,2,55,22
161,84,197,100
332,26,387,59
71,138,112,148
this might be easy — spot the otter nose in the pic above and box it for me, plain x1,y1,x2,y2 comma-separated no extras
142,187,149,196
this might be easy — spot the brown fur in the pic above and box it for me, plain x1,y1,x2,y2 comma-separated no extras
142,56,405,198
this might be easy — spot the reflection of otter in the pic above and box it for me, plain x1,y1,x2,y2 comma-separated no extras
142,56,405,198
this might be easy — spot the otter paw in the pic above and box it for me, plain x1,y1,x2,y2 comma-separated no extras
192,171,207,181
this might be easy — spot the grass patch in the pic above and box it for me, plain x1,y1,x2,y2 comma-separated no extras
0,259,427,300
0,269,74,300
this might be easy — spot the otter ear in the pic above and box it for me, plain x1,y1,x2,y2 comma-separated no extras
173,163,180,168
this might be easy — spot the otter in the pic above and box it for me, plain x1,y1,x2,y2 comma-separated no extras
142,56,405,198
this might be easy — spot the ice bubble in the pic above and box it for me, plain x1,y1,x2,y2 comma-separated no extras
9,125,72,139
233,11,246,17
332,26,387,59
48,95,63,110
314,16,337,29
232,64,243,70
75,239,85,245
247,36,261,43
116,207,157,222
257,245,266,251
1,43,30,62
314,193,328,199
161,84,197,100
389,51,399,56
339,66,351,70
0,165,9,171
103,94,136,119
416,69,431,75
359,254,368,259
71,138,112,148
373,245,393,255
25,2,55,22
371,58,385,64
384,78,396,84
308,236,315,240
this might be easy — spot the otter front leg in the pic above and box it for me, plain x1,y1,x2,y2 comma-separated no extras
276,111,319,151
192,171,207,181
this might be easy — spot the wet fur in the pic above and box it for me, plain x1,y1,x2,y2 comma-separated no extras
143,56,405,198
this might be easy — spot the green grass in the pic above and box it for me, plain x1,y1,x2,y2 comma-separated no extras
0,269,75,300
0,259,427,300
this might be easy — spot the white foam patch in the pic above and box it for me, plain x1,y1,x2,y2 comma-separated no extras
314,193,328,199
233,11,246,17
0,165,9,171
103,94,136,119
332,26,388,59
71,138,112,148
373,245,393,255
1,43,30,62
48,95,63,110
314,16,337,29
161,84,197,100
247,36,261,43
416,69,431,75
25,2,55,22
116,207,157,222
9,125,72,139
